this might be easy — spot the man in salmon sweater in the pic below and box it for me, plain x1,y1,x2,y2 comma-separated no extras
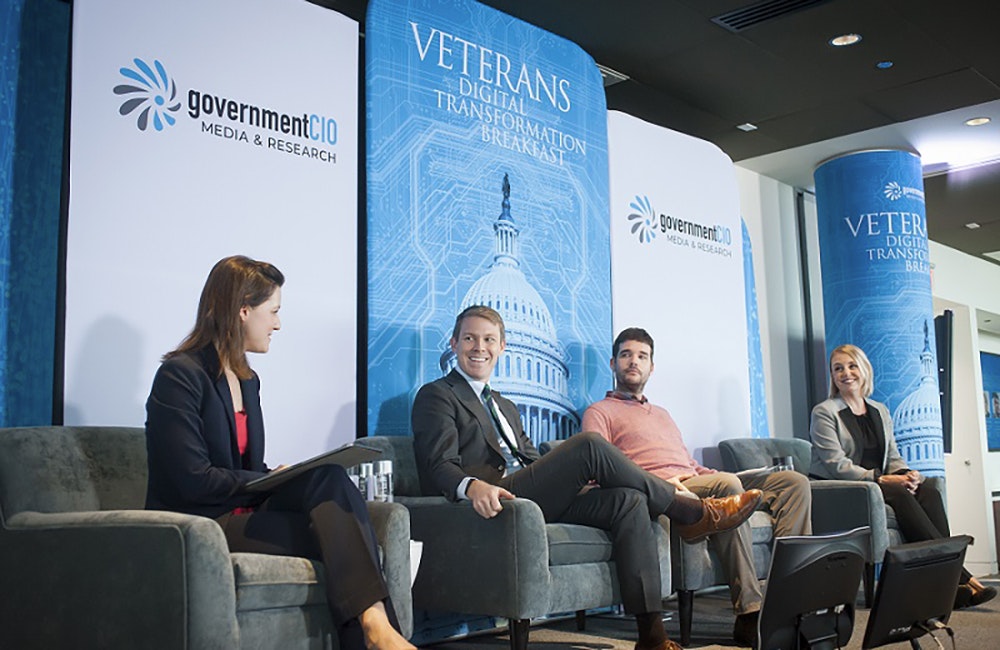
582,327,812,648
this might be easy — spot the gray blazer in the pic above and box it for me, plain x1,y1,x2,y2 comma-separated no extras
809,396,908,481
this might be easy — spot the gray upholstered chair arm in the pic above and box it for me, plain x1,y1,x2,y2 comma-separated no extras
366,501,413,638
2,509,238,650
398,496,551,620
809,480,888,562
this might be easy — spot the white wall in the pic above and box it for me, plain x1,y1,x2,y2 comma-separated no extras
930,240,1000,501
933,297,997,575
736,168,813,439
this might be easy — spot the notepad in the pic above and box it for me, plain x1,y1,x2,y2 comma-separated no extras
244,442,382,492
733,465,775,481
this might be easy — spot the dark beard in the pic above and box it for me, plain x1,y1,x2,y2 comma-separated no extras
615,374,645,396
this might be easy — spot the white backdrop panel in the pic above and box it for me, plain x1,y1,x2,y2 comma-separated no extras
66,0,358,463
608,111,750,462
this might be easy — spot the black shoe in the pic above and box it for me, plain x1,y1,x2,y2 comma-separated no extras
970,585,997,608
733,610,759,648
954,583,997,610
962,585,997,607
954,584,973,610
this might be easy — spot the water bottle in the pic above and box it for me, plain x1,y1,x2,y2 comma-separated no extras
374,460,394,503
346,465,361,491
358,462,375,501
771,455,795,473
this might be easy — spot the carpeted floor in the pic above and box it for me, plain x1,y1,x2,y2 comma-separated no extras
426,578,1000,649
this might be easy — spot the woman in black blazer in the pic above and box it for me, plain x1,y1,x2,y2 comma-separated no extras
145,255,414,650
809,344,995,609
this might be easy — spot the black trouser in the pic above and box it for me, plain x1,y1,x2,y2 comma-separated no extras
499,431,676,614
216,464,396,649
880,479,972,583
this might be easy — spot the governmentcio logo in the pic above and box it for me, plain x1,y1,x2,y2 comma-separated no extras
883,181,925,202
114,58,181,132
624,193,734,257
110,56,340,163
627,195,658,243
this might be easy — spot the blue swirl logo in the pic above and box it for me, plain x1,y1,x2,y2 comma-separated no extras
114,58,181,132
883,181,903,201
626,195,657,244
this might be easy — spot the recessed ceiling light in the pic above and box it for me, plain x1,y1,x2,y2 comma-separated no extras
966,222,982,229
965,117,991,127
736,123,758,132
875,61,893,70
829,33,862,47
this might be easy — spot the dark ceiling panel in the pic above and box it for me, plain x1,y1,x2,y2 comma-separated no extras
863,69,1000,123
738,4,965,95
709,0,838,33
927,222,1000,261
713,99,894,161
709,128,797,164
926,162,1000,231
893,0,1000,84
637,37,828,123
605,80,732,137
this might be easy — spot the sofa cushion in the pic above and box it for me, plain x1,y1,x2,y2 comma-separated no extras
718,437,812,476
0,427,101,516
231,553,327,611
747,510,774,545
546,523,613,566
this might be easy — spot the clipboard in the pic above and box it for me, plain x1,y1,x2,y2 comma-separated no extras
244,442,382,493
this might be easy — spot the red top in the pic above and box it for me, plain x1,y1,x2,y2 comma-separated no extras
233,410,253,515
235,410,249,457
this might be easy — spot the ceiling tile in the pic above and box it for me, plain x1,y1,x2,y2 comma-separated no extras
864,69,1000,122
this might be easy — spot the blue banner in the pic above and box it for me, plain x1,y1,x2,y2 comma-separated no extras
743,219,769,439
980,352,1000,451
0,0,68,426
365,0,611,443
814,150,943,476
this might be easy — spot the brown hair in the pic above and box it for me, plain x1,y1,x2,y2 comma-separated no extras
828,344,874,399
613,327,655,360
451,305,506,343
167,255,284,379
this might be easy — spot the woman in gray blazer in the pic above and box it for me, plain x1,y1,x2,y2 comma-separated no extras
810,344,995,609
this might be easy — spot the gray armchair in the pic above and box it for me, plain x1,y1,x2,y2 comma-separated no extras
0,426,413,650
718,436,902,606
362,435,672,650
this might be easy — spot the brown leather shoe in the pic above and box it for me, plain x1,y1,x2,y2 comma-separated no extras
675,489,763,543
634,639,683,650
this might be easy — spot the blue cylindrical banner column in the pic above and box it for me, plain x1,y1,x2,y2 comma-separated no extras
814,149,943,476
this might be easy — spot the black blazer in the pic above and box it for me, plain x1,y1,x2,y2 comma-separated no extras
411,369,540,499
145,345,269,518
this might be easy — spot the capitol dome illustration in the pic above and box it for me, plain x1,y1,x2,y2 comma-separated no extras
441,173,580,444
891,321,945,477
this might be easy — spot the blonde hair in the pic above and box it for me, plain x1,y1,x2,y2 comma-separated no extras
451,305,506,343
828,344,874,399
